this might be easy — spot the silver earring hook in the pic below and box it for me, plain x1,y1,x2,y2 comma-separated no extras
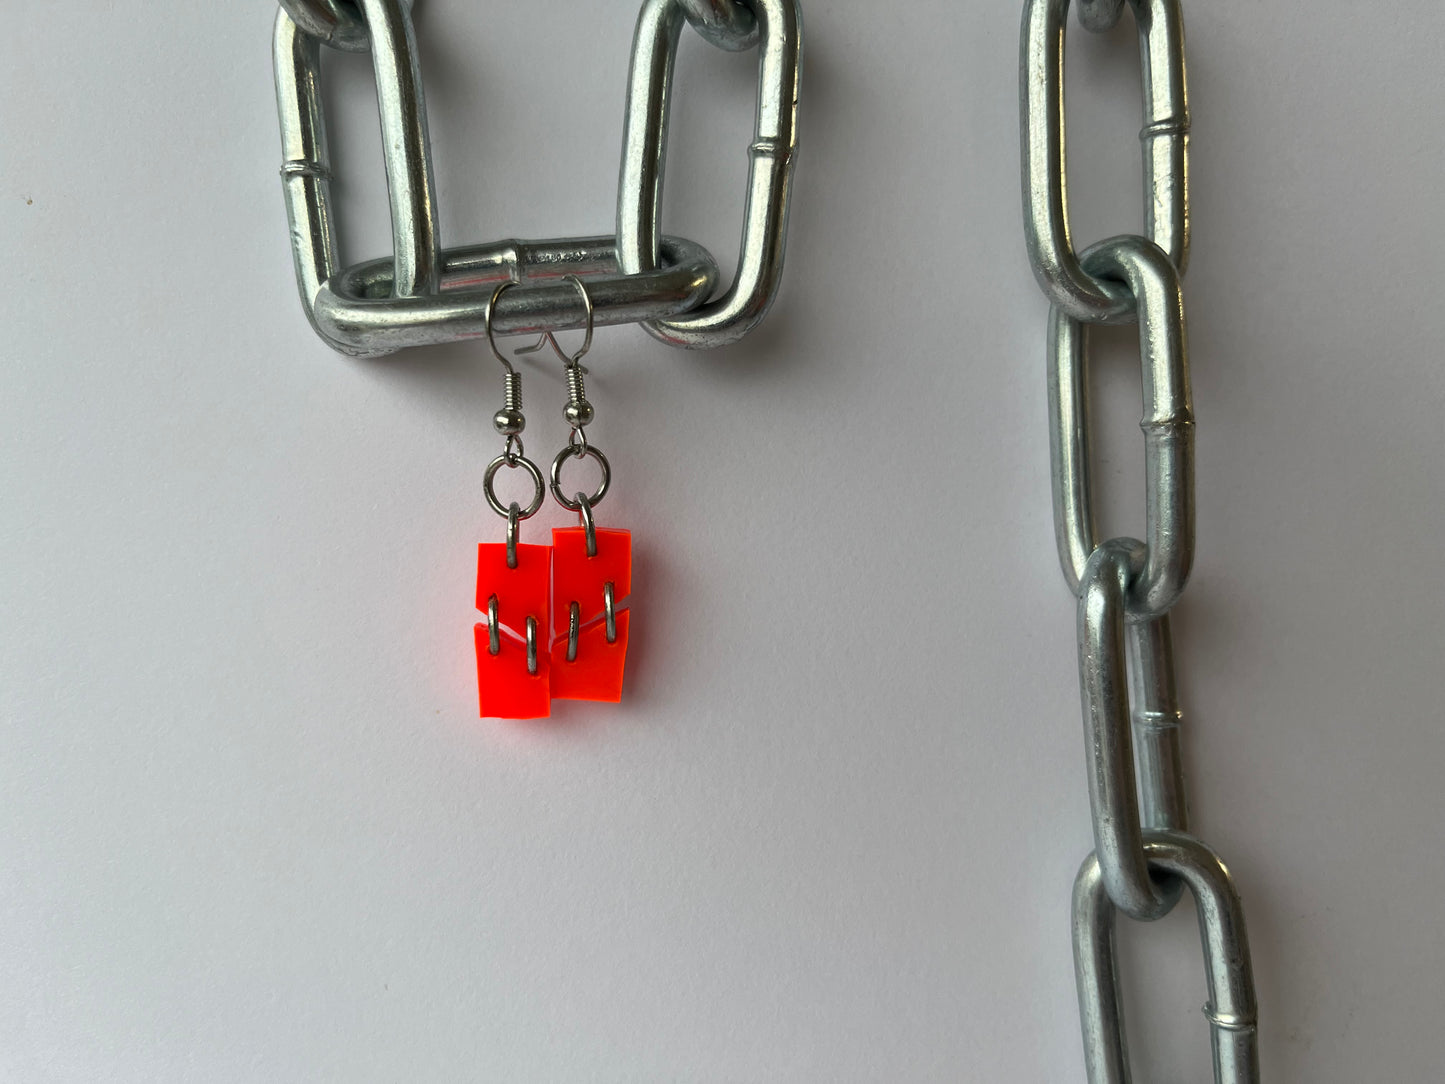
485,280,521,374
514,275,594,369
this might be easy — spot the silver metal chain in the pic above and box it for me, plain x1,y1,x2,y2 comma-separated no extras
1019,1,1261,1080
272,0,802,357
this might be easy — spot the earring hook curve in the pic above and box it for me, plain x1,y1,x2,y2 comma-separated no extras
484,279,522,374
514,275,594,368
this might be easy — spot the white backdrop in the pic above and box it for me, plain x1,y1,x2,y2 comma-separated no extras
3,1,1442,1080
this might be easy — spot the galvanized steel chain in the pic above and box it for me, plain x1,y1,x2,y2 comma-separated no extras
1019,1,1260,1080
272,0,802,357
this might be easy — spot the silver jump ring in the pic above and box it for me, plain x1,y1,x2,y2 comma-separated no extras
278,0,418,54
677,0,761,52
550,445,611,512
576,493,598,558
566,601,580,663
506,502,521,569
485,454,545,519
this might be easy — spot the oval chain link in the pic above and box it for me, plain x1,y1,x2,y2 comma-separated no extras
617,0,804,348
1020,0,1190,324
1049,235,1194,618
1076,540,1185,922
1073,835,1260,1081
1019,2,1260,1080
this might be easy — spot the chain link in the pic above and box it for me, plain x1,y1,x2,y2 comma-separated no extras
1077,540,1186,921
1049,235,1194,618
617,0,803,348
1074,835,1259,1083
1021,0,1189,323
1019,1,1259,1079
273,0,799,358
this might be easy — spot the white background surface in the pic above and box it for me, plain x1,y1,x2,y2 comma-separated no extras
2,1,1443,1079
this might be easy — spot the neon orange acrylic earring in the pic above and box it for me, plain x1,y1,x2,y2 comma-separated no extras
474,281,551,719
532,280,631,705
475,278,631,719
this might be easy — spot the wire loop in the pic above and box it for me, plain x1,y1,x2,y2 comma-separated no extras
550,446,611,512
485,455,545,520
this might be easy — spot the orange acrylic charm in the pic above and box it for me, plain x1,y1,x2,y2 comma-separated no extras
475,540,551,719
549,526,631,702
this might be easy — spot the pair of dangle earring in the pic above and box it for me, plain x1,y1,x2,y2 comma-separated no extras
474,278,632,720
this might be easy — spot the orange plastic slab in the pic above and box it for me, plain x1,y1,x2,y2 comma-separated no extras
475,541,551,719
549,527,631,702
